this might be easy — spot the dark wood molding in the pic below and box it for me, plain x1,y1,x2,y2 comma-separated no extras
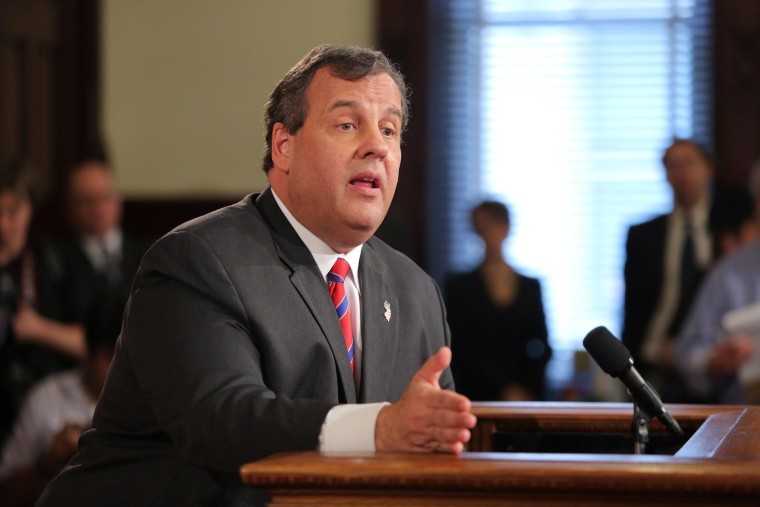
121,197,241,244
713,0,760,186
0,0,102,236
377,0,429,267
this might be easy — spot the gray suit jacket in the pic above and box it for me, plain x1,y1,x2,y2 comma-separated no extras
38,189,453,506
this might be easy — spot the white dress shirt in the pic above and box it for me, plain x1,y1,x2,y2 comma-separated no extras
81,229,123,273
642,198,712,364
271,190,387,452
0,370,94,479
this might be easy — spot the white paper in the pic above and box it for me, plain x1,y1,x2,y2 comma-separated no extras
721,301,760,385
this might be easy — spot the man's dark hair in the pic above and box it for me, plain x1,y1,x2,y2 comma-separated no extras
0,157,38,205
261,44,409,173
66,159,115,197
710,187,755,239
662,138,714,169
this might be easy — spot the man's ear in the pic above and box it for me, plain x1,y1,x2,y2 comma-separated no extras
271,122,291,173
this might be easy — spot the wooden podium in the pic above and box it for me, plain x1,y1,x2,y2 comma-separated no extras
240,403,760,506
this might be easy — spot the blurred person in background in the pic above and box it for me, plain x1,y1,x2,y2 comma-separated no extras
676,159,760,404
0,294,123,507
0,158,87,446
622,139,716,402
446,200,551,401
64,160,148,308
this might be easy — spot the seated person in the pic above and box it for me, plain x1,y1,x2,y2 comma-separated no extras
0,159,87,445
675,160,760,403
63,160,149,305
0,294,123,507
446,201,552,401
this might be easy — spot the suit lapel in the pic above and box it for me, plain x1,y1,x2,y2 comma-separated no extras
254,189,357,403
357,241,399,403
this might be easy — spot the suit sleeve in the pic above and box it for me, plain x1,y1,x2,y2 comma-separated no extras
622,226,647,359
122,230,334,472
434,278,456,391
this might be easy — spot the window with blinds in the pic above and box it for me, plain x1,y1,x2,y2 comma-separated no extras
428,0,712,390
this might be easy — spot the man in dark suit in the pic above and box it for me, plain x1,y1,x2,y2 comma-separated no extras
64,160,149,310
38,44,476,507
622,139,715,401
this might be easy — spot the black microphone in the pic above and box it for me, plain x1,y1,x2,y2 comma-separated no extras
583,326,684,436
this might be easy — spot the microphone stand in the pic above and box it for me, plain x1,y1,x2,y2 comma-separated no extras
631,399,650,455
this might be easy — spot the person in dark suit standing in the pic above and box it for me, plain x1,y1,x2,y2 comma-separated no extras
37,44,476,507
64,160,149,309
446,201,551,401
622,139,715,401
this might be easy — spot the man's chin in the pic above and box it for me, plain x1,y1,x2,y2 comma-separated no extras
328,219,383,251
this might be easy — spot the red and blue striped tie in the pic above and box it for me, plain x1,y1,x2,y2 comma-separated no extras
328,258,354,373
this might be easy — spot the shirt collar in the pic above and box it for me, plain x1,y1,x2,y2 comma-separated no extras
674,195,711,228
81,228,122,253
271,188,362,288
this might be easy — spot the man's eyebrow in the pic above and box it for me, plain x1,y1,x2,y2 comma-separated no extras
328,100,404,121
385,105,403,122
328,99,358,112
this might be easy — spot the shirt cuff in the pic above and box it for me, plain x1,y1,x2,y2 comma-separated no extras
318,402,389,453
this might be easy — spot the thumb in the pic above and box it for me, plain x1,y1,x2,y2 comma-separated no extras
413,346,451,387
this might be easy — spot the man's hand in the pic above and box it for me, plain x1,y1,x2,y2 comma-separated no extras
11,303,86,358
38,424,84,476
374,346,476,454
707,333,754,379
12,303,47,342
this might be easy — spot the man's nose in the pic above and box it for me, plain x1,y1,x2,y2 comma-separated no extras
357,127,389,159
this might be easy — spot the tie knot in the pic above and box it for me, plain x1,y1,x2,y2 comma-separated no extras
683,212,694,230
328,258,350,283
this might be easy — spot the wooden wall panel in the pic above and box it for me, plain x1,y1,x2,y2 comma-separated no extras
713,0,760,186
0,0,58,197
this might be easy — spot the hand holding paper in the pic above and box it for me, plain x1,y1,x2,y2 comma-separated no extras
720,302,760,385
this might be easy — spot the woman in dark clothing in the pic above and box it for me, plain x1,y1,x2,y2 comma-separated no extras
0,159,87,446
446,201,552,401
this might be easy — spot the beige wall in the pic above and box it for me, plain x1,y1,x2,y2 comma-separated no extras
102,0,377,198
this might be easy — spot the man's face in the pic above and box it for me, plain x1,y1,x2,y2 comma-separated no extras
270,68,403,253
0,190,32,266
68,164,122,236
664,142,713,208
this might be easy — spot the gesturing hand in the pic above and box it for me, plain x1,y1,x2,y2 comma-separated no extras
374,346,476,454
708,333,754,379
38,423,85,476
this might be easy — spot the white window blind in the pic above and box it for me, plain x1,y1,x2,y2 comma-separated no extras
428,0,712,389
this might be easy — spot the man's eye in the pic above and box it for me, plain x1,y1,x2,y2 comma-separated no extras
381,127,396,137
338,123,354,131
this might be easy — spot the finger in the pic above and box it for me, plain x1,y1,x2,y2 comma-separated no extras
420,428,471,453
427,409,477,430
413,347,451,387
435,441,466,454
436,426,472,445
422,389,472,412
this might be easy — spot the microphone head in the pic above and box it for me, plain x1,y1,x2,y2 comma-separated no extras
582,326,632,377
